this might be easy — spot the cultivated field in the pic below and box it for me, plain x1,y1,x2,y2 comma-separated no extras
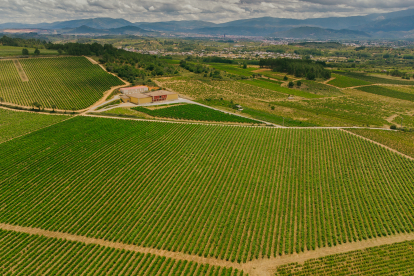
0,46,59,57
239,79,323,99
357,85,414,102
0,229,240,276
272,96,402,127
275,240,414,275
133,104,259,124
0,57,124,110
328,74,371,88
1,117,414,264
0,108,69,143
157,77,287,102
348,129,414,159
336,71,414,85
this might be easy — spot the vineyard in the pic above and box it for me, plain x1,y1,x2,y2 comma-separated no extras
239,79,323,99
1,117,414,264
0,229,241,276
272,96,394,127
328,74,371,88
348,129,414,158
0,57,124,110
133,104,259,123
275,240,414,275
157,77,287,102
0,108,70,143
241,107,317,127
335,71,414,85
357,85,414,102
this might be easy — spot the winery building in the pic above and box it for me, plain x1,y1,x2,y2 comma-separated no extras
120,86,178,105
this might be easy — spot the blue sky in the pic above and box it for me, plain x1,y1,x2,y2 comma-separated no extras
1,0,414,24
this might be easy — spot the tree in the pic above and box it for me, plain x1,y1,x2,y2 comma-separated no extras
243,62,247,69
0,97,3,103
288,81,294,88
283,75,288,81
32,102,41,111
34,48,40,55
297,81,302,87
306,72,316,81
22,48,29,55
58,49,63,55
51,104,57,112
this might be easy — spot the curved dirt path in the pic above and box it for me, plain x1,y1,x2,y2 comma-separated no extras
242,232,414,276
0,223,242,271
1,222,414,276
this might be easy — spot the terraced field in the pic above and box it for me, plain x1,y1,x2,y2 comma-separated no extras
275,240,414,275
0,57,124,110
1,116,414,265
0,108,70,143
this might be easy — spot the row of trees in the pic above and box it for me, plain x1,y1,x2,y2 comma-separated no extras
0,35,47,48
21,48,40,55
260,58,331,80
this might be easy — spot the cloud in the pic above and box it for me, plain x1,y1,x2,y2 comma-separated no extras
1,0,414,24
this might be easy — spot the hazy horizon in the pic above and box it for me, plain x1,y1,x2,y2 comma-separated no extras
2,0,414,24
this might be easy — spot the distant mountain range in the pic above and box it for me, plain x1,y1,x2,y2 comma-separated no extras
2,8,414,39
61,25,156,35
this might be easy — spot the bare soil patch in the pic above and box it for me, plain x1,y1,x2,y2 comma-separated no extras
13,59,29,82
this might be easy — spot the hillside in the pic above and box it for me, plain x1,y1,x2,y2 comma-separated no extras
63,25,155,35
275,27,371,39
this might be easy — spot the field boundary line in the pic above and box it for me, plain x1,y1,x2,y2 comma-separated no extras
0,223,243,271
341,129,414,161
12,59,29,82
242,232,414,276
0,115,73,146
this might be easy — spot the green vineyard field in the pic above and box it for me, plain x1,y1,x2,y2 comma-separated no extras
0,57,124,110
0,230,240,276
357,85,414,102
0,108,70,143
328,74,371,88
349,129,414,159
336,71,414,85
275,240,414,275
1,117,414,263
133,104,259,123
